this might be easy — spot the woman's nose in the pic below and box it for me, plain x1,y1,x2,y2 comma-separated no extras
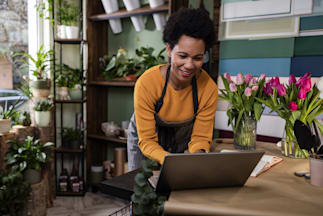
184,58,194,70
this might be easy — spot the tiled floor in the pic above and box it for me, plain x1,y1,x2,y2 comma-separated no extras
47,192,129,216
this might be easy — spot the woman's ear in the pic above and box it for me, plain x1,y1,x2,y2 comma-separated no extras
166,43,171,57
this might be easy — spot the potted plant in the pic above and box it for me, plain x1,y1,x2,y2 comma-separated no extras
11,111,32,127
101,0,122,34
15,45,52,99
5,136,54,184
55,64,70,100
56,0,79,39
67,66,83,100
0,169,31,215
0,100,20,134
62,127,82,149
33,99,53,127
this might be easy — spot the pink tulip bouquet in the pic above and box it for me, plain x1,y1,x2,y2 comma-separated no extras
220,73,266,149
258,73,323,158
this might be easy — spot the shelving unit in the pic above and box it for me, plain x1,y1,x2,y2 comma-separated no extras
52,0,86,196
86,0,188,198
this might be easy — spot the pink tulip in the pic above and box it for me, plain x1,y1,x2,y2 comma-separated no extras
229,83,237,92
259,74,266,81
289,74,296,85
303,78,311,92
304,72,310,78
245,74,253,85
244,87,252,97
271,77,280,88
298,88,307,99
264,83,273,95
236,73,244,85
288,101,298,111
296,77,304,87
224,72,231,81
277,84,286,97
249,78,257,86
252,86,258,91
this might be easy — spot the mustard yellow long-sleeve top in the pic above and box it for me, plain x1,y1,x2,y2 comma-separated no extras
134,65,218,164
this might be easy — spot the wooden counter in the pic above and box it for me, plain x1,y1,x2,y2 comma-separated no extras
164,140,323,216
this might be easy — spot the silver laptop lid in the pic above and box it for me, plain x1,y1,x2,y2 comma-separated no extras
155,151,265,194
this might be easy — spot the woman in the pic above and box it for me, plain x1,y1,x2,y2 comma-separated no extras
127,7,218,171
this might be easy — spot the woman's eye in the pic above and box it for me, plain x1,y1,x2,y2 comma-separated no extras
178,55,186,59
194,57,203,61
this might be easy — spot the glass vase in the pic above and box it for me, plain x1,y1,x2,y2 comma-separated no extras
281,124,308,159
234,116,257,150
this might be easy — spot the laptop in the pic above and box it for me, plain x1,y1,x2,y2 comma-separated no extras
152,151,265,195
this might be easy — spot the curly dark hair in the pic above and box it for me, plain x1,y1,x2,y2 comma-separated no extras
163,7,215,50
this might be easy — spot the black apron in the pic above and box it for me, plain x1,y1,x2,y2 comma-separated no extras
127,66,198,171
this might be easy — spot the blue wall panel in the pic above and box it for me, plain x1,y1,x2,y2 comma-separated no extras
219,58,291,77
291,56,323,77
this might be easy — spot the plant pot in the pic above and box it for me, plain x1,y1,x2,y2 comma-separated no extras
35,111,50,127
123,0,140,11
130,15,145,32
57,25,67,39
57,87,70,100
31,80,51,98
234,116,257,150
91,166,104,184
148,0,164,8
70,140,80,149
152,13,166,30
108,19,122,34
101,0,119,13
69,88,82,100
65,26,79,39
309,156,323,187
24,169,41,184
0,119,11,134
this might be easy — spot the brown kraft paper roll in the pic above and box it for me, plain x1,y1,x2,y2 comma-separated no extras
114,147,126,176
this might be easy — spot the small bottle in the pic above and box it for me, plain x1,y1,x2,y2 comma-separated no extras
59,168,68,192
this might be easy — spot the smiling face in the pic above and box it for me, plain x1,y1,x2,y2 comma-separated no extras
166,35,205,90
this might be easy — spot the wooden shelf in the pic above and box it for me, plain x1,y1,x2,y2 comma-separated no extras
56,147,84,153
88,133,127,144
89,4,168,21
89,80,135,87
54,99,87,104
54,38,84,44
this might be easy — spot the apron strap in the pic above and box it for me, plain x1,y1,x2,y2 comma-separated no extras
155,65,199,115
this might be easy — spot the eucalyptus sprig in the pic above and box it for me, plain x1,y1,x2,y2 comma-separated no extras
131,159,166,216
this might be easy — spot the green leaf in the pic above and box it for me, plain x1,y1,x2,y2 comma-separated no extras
135,173,147,187
254,102,263,121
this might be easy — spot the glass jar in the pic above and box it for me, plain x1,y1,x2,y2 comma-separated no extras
234,116,257,150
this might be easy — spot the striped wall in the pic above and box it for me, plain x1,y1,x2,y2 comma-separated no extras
216,15,323,138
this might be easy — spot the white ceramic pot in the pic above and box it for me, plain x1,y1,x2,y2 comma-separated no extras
123,0,140,11
35,111,50,127
152,13,166,30
130,15,145,32
109,19,122,34
0,119,11,134
65,26,79,39
56,25,67,39
148,0,165,8
101,0,119,13
69,88,82,100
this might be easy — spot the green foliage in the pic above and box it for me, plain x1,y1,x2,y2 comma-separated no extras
55,64,82,88
0,99,21,120
11,111,32,126
99,47,166,80
19,77,33,99
134,47,166,77
35,0,54,24
0,169,31,216
56,0,79,26
33,99,53,112
5,136,54,172
131,159,166,216
14,45,53,80
62,127,81,142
